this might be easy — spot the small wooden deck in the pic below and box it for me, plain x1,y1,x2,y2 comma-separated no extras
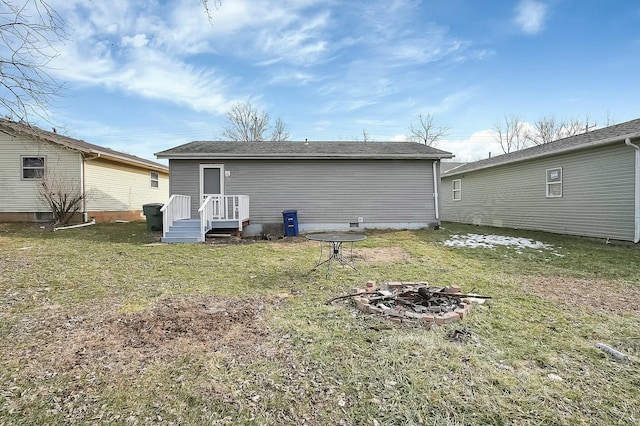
160,195,249,243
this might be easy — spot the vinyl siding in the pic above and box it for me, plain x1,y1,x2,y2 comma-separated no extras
0,133,81,212
85,159,169,212
169,159,437,225
441,143,636,241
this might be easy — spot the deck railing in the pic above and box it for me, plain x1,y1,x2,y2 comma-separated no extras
160,195,191,239
198,195,250,240
198,196,214,242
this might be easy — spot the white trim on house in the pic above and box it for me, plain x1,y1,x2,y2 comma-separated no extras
150,171,159,188
199,164,225,203
546,167,562,198
21,155,46,180
452,179,462,201
624,138,640,243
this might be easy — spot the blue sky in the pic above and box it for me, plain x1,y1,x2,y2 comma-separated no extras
33,0,640,162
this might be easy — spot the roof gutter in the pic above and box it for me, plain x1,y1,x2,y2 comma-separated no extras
155,153,453,161
625,138,640,243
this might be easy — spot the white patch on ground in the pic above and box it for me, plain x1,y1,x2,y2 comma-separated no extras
444,233,564,256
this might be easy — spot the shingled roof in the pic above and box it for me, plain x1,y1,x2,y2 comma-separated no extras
443,117,640,177
155,141,454,160
0,119,168,172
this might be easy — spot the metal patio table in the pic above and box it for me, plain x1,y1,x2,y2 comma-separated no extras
306,233,367,277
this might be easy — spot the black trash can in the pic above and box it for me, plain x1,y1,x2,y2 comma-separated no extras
282,210,299,237
142,203,164,232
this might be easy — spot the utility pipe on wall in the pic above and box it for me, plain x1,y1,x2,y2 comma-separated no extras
624,138,640,243
432,161,440,221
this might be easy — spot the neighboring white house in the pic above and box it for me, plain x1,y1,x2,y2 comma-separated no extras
441,117,640,243
0,119,169,223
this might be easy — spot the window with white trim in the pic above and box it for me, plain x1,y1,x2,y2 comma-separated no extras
150,171,159,188
452,179,462,201
546,167,562,198
22,156,45,179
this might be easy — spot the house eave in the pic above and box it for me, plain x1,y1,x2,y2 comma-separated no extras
1,120,168,173
155,153,454,160
85,151,168,173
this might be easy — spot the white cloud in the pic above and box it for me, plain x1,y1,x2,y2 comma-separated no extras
268,70,321,85
438,129,501,162
121,34,149,48
389,31,465,64
388,129,501,162
514,0,548,35
45,0,335,114
393,134,411,142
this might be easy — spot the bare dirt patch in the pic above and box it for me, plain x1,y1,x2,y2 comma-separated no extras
269,238,410,263
520,276,640,314
352,246,410,263
7,295,287,377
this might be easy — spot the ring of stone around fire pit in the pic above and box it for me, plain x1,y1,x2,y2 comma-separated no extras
352,281,473,325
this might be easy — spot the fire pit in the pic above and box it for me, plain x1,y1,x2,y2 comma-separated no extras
333,281,489,325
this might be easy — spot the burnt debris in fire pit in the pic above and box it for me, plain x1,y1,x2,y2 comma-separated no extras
327,281,490,325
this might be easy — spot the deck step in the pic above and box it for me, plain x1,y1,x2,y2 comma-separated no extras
171,219,201,228
162,236,201,243
161,218,246,243
162,219,202,243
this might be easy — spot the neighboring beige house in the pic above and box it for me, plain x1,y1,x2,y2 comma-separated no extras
0,119,169,223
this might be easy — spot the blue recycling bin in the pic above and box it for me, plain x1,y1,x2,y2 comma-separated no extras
282,210,299,237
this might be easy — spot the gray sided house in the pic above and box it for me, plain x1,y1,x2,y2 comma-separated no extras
155,141,453,242
440,118,640,243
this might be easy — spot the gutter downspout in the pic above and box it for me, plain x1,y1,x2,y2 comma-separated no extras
83,153,101,222
625,138,640,243
80,155,87,222
432,160,440,223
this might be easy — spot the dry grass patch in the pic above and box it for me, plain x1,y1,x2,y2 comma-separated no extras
3,223,640,424
352,246,410,263
520,276,640,314
6,295,289,378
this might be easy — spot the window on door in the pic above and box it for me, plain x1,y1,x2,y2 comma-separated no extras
203,168,221,194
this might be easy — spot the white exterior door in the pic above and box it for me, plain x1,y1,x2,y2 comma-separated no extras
200,164,224,202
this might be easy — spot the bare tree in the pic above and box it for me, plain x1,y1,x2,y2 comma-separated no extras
409,113,449,146
201,0,222,20
492,115,528,153
525,115,559,145
525,115,599,146
565,117,592,137
270,117,290,141
38,173,84,226
0,0,65,123
361,129,370,142
222,100,290,141
604,110,616,127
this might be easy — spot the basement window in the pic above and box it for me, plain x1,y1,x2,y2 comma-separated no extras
150,171,159,188
22,156,45,179
452,179,462,201
546,168,562,198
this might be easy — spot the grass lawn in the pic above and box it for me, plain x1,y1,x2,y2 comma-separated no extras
1,221,639,425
